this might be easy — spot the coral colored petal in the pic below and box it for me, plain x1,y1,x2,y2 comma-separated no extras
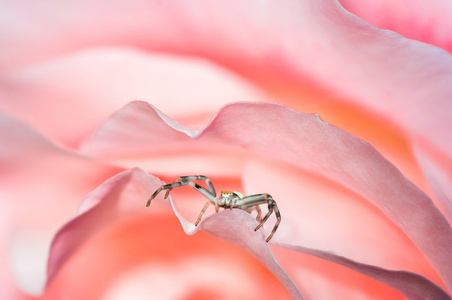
46,168,163,285
158,182,302,297
0,113,123,295
337,0,452,52
45,213,293,300
275,242,451,299
84,101,452,292
46,169,302,298
185,210,303,299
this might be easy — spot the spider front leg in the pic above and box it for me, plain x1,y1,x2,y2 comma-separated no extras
195,201,212,226
163,175,216,199
147,176,221,221
146,175,217,207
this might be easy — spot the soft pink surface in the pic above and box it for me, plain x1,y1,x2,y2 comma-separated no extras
0,113,123,297
1,0,452,298
415,142,452,223
1,0,451,217
337,0,452,52
45,168,296,299
81,101,451,296
1,0,451,155
0,49,267,149
44,166,443,299
3,101,451,298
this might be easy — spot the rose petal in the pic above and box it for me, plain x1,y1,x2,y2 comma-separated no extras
46,166,448,298
2,0,451,167
46,168,163,285
337,0,452,52
161,183,302,298
82,101,250,177
201,102,452,292
46,168,298,299
0,113,123,295
0,48,267,149
414,141,452,223
241,158,443,285
274,242,451,299
3,0,452,212
187,210,302,299
47,215,294,300
161,182,450,299
84,101,452,292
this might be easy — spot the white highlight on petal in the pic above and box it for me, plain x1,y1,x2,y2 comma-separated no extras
9,229,52,295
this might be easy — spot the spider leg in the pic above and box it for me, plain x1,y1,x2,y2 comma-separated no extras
230,198,238,210
255,205,262,222
146,178,218,208
245,206,262,222
265,203,281,242
146,183,173,206
164,175,216,198
236,193,281,242
195,201,212,226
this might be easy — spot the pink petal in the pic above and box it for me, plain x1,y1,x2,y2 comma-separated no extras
190,210,302,299
46,168,297,299
46,168,164,285
1,1,451,160
2,0,451,207
0,113,123,295
338,0,452,52
241,159,443,284
202,102,452,291
82,101,250,177
274,242,451,299
414,142,452,224
0,49,267,149
84,101,452,293
160,180,302,297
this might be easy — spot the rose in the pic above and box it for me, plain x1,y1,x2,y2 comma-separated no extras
1,0,452,299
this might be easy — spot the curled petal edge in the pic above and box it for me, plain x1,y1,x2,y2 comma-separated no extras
274,241,451,300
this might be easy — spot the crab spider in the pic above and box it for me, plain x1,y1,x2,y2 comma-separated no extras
146,175,281,242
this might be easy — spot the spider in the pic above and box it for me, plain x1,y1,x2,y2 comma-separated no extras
146,175,281,242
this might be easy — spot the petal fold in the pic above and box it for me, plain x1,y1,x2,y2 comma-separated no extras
2,0,452,173
46,168,303,298
0,112,122,295
46,168,163,285
414,141,452,224
191,210,303,299
84,101,452,292
0,48,266,148
276,242,451,300
337,0,452,52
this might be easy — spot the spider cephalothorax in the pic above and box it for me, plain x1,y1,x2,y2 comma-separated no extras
146,175,281,242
